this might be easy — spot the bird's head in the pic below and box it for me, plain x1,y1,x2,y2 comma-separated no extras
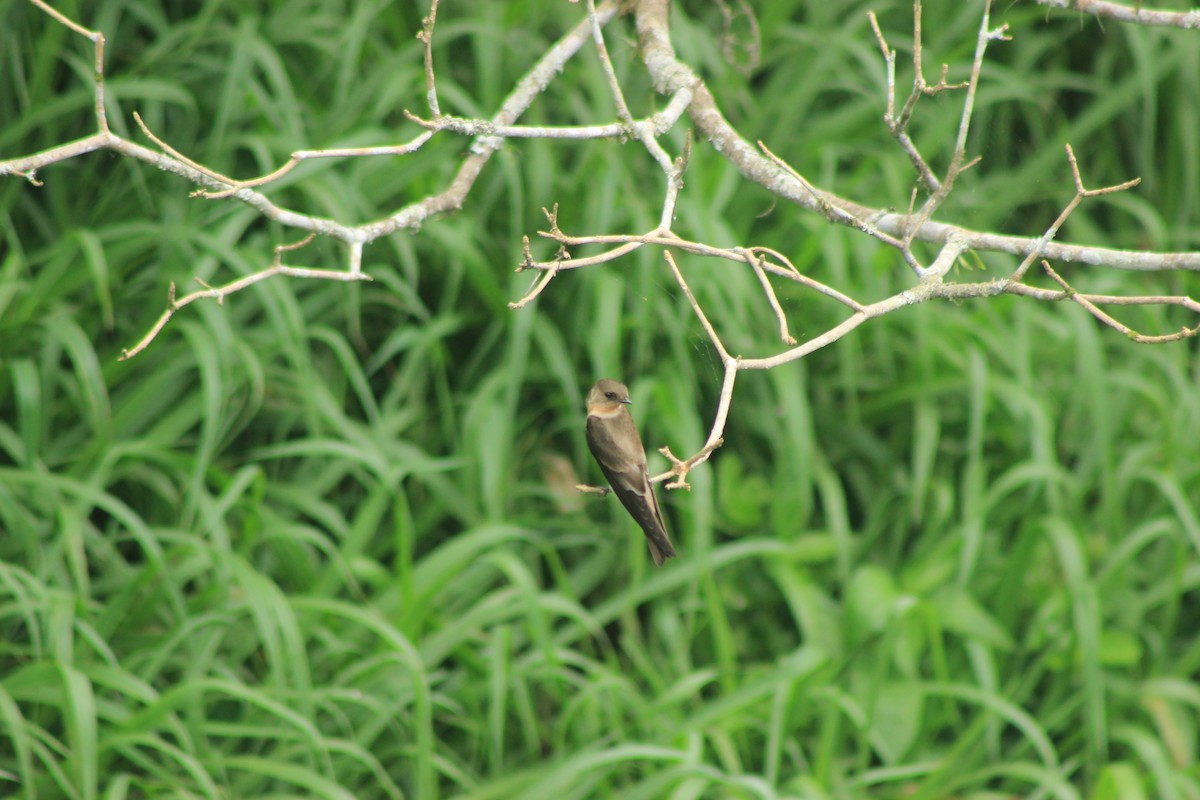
586,378,633,416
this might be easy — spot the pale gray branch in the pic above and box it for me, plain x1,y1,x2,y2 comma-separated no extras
1035,0,1200,29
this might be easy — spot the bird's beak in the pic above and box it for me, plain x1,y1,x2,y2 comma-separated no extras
621,397,633,405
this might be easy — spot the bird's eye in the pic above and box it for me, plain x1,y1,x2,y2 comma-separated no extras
604,392,616,400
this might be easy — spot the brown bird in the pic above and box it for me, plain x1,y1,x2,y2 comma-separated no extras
585,379,677,566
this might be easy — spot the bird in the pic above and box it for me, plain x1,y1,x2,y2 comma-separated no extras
584,379,677,566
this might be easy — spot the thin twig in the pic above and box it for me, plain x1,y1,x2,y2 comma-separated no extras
665,251,730,363
121,265,372,361
1040,261,1198,343
1009,144,1140,282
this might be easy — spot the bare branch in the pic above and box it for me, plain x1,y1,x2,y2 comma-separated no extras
665,251,730,364
631,1,1199,273
868,10,941,193
745,251,796,345
1035,0,1200,29
903,0,1009,249
1040,261,1199,343
654,360,735,490
1008,144,1140,282
120,235,372,360
417,0,443,117
7,0,1200,499
28,0,109,134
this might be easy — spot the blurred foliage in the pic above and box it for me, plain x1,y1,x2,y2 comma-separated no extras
1,0,1198,798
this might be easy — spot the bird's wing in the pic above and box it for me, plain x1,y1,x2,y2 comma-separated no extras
587,416,674,563
586,414,645,474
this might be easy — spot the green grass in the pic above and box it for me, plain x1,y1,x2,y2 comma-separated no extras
2,0,1199,798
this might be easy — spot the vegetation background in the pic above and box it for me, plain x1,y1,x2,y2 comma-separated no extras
2,0,1199,797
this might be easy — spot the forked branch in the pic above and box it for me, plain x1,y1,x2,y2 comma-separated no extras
4,0,1198,495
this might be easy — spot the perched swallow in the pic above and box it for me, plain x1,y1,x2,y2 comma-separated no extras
585,379,677,566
